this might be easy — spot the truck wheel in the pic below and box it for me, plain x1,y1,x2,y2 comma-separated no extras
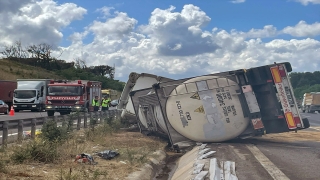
37,107,43,112
302,118,310,129
4,109,8,115
47,111,54,116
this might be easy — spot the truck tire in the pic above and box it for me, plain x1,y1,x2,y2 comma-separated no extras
47,110,54,116
37,107,43,112
302,118,310,129
4,109,8,115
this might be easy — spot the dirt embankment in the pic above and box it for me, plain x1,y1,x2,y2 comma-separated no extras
0,130,168,180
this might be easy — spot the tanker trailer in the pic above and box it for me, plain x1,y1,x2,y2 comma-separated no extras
129,62,309,149
117,72,173,124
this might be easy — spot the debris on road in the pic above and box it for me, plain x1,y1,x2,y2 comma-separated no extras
171,143,238,180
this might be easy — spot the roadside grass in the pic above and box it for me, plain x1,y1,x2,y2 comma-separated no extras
0,59,62,80
0,116,167,180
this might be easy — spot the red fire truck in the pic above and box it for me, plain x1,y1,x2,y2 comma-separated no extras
45,80,102,116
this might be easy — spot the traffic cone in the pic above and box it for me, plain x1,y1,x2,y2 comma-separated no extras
9,106,14,116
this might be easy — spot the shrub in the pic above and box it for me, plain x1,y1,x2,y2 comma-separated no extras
40,119,69,142
10,140,59,164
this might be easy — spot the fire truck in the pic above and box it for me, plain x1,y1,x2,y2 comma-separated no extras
45,80,102,116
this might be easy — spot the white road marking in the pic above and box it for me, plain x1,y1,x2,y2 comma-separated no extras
246,144,290,180
309,126,320,131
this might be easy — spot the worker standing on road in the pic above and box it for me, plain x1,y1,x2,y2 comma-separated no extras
92,96,100,112
101,94,111,111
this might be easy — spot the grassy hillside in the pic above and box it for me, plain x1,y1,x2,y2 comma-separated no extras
0,59,63,80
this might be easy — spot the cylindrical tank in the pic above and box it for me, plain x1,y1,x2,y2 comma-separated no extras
165,75,249,142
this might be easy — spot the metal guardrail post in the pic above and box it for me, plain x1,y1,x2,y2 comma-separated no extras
31,119,37,140
2,121,9,146
89,112,94,129
77,113,81,130
62,115,67,128
18,120,24,142
53,116,58,125
84,112,88,128
100,111,102,123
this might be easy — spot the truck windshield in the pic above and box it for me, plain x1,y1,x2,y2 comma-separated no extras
48,86,81,96
14,90,37,99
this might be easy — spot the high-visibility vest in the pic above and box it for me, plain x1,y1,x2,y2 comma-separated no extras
92,99,99,106
101,98,111,107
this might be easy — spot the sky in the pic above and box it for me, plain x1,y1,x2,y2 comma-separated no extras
0,0,320,81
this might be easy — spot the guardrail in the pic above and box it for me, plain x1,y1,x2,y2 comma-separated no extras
0,109,122,146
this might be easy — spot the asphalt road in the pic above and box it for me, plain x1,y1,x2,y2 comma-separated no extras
194,113,320,180
0,110,60,121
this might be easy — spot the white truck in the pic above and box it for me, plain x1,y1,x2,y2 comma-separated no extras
301,92,320,113
13,79,51,112
125,62,310,150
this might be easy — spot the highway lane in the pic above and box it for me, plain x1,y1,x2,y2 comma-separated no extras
202,113,320,179
300,112,320,127
0,110,60,121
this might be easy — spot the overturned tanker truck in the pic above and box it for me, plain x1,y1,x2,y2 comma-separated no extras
119,62,310,150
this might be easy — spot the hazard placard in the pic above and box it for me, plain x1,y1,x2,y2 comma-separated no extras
194,105,205,114
190,92,200,100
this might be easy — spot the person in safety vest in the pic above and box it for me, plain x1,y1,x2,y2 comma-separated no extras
92,96,100,111
101,94,111,111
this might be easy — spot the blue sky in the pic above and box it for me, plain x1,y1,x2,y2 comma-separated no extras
59,0,320,46
1,0,320,81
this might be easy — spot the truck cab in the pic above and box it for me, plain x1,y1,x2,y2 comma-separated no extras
13,79,50,112
45,80,101,116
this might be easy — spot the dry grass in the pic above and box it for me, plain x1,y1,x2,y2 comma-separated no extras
0,128,167,180
0,59,62,80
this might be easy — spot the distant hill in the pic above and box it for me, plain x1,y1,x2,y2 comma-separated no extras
0,58,125,91
0,59,63,80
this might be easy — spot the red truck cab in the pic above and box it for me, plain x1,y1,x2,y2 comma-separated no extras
45,80,102,116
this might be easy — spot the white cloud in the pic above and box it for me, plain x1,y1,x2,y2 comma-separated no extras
294,0,320,5
282,21,320,37
0,0,86,48
96,6,115,18
230,0,246,3
1,2,320,81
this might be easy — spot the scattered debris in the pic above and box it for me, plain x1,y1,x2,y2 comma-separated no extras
74,153,96,165
198,151,216,160
95,150,120,160
23,129,42,138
